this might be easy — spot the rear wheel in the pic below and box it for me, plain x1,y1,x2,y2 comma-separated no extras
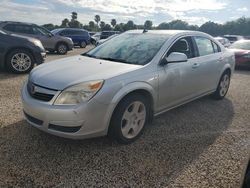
212,71,231,100
80,41,87,48
56,43,68,55
6,49,34,74
108,94,150,144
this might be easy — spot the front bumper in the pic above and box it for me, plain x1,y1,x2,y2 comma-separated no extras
21,83,111,139
34,51,46,65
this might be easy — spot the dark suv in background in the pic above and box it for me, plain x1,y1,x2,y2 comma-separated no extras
0,30,46,73
52,28,91,48
0,21,74,55
100,31,120,39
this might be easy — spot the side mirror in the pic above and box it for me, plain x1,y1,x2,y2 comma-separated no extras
47,33,53,37
161,52,188,65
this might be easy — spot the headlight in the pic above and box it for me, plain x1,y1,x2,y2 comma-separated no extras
33,40,45,50
54,80,104,105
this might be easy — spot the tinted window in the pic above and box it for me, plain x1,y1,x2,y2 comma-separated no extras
33,26,51,36
167,37,195,59
4,24,34,34
84,33,170,65
194,37,214,56
3,24,15,32
15,25,34,34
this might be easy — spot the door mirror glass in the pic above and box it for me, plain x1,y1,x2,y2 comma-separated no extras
166,52,188,64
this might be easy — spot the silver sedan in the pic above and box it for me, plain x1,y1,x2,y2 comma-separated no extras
22,30,235,144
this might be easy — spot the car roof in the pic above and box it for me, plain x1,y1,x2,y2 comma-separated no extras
125,30,211,37
0,21,37,26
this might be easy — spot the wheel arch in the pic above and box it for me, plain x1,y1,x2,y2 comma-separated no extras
104,82,157,134
4,47,35,68
56,41,69,50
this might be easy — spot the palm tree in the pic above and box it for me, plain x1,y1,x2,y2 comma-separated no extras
94,15,101,26
111,19,117,28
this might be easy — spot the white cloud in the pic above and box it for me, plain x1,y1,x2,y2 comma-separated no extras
236,7,248,12
0,0,229,25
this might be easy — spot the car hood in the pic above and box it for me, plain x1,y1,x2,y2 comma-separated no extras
30,55,142,90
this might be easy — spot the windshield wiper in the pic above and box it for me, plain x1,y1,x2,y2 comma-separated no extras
81,53,97,58
98,57,131,64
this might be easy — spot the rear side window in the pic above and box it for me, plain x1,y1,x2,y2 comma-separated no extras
212,42,221,53
16,25,34,34
194,36,214,56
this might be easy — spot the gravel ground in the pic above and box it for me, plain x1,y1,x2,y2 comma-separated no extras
0,48,250,187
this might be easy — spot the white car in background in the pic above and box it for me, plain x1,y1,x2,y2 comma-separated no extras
214,37,231,48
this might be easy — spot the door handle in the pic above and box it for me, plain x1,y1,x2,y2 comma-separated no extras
192,63,200,69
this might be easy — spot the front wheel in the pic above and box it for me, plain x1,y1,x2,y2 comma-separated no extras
212,71,231,100
6,49,34,74
80,41,87,48
108,94,150,144
57,43,68,55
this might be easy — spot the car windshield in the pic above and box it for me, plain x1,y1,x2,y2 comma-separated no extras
83,33,169,65
230,41,250,50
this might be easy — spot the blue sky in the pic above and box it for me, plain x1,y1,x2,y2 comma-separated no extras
1,0,250,26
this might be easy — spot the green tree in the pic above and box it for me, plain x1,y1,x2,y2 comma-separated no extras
100,21,106,30
157,22,170,29
103,24,112,31
69,12,81,28
89,21,95,28
61,18,69,27
95,15,101,26
71,12,77,21
169,20,189,30
111,19,117,28
114,23,124,32
124,20,136,31
144,20,153,29
199,21,223,36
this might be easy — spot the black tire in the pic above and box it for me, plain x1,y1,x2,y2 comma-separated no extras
108,94,150,144
212,70,231,100
6,49,34,74
56,43,68,55
243,169,250,188
80,41,87,48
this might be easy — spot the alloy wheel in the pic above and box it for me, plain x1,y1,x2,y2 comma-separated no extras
121,101,146,139
11,53,31,72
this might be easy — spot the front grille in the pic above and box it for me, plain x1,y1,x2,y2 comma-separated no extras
27,81,57,102
48,124,81,133
24,111,43,125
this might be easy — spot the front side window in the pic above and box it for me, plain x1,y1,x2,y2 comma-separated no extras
83,33,170,65
194,36,214,56
167,37,195,59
